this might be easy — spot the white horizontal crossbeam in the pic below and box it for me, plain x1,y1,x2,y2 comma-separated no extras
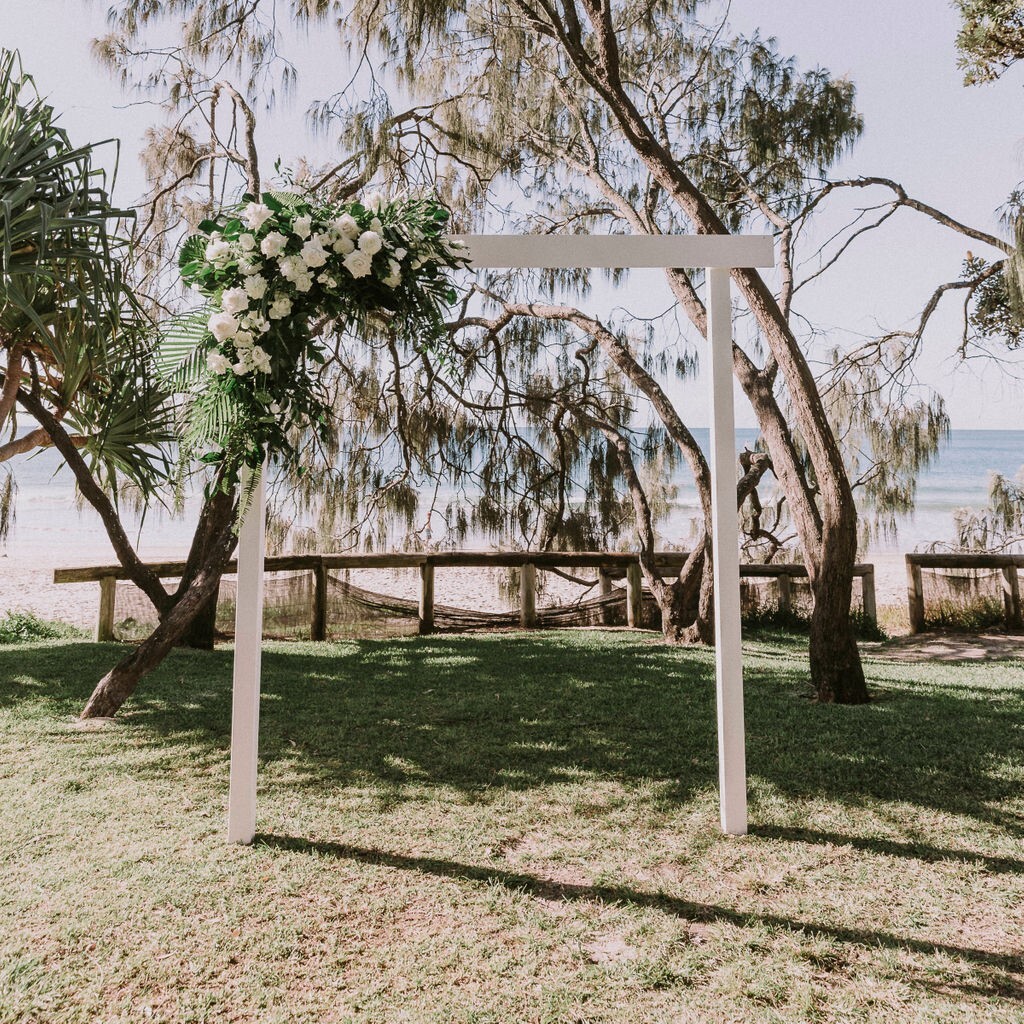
451,233,774,269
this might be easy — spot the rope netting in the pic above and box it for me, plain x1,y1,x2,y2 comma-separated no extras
738,576,867,619
108,566,828,642
109,567,633,642
920,566,1006,628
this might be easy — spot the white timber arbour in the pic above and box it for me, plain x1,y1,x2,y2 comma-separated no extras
227,233,775,844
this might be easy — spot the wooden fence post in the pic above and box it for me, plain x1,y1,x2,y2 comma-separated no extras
907,558,925,634
861,568,877,625
1002,564,1021,629
597,568,612,626
520,563,537,628
419,563,435,635
95,575,116,642
777,573,792,615
310,562,328,641
626,561,643,628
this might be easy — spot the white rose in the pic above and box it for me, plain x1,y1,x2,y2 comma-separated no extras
238,233,257,251
382,259,402,288
292,215,312,239
206,350,232,374
251,345,272,373
278,254,306,282
369,217,383,233
243,274,268,300
243,312,270,335
232,360,249,376
204,238,232,263
318,273,337,288
342,250,374,279
221,287,249,315
358,230,383,255
251,314,271,334
269,295,293,320
332,213,360,240
241,202,274,231
260,231,288,258
207,311,239,342
233,329,254,349
394,247,407,260
332,235,355,255
300,236,328,268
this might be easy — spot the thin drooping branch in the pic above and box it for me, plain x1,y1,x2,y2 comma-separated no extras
211,81,261,195
804,176,1014,255
866,259,1005,362
498,299,714,515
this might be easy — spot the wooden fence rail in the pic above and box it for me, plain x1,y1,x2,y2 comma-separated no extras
905,552,1023,633
54,551,877,642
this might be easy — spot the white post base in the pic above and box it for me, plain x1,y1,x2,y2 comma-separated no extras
227,466,267,845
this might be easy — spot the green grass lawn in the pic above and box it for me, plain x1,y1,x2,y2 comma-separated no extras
1,630,1022,1023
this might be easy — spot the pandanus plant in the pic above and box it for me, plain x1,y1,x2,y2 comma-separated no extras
0,46,172,539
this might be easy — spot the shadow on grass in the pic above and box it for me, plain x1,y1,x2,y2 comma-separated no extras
258,831,1024,1000
0,633,1021,832
754,824,1024,876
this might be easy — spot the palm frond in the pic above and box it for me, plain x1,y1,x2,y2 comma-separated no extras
156,307,213,390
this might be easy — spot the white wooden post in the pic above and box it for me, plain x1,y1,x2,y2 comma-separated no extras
227,466,267,844
706,266,747,836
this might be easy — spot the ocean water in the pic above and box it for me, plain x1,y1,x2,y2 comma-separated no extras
2,429,1022,562
663,428,1024,553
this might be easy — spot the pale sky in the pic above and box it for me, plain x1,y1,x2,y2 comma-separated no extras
3,0,1022,429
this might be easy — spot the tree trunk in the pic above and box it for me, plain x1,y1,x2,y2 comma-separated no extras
173,489,235,649
660,540,714,644
80,505,238,719
179,590,220,649
808,521,869,703
547,20,868,702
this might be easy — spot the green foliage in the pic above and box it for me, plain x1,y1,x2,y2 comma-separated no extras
821,345,949,548
0,611,84,644
963,254,1024,348
952,466,1024,551
91,2,867,566
0,47,173,501
924,595,1008,631
954,0,1024,84
742,605,888,641
172,191,468,495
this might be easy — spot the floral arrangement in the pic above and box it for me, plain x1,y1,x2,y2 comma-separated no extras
171,191,468,494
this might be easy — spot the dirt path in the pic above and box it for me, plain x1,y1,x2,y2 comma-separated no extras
868,631,1024,663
